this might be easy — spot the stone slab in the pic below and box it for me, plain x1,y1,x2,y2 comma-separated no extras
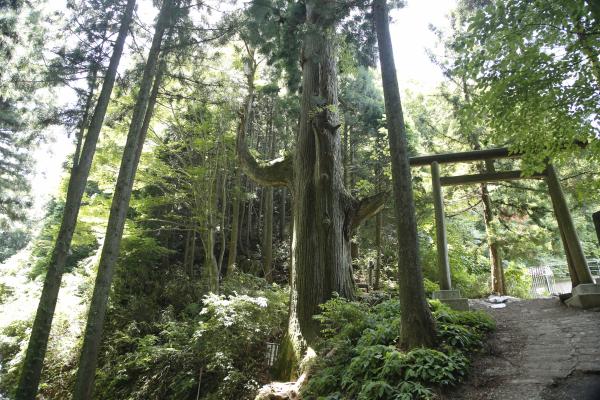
565,284,600,309
432,289,462,300
433,290,470,311
440,298,470,311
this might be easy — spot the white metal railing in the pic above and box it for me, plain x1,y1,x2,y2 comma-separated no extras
528,266,557,298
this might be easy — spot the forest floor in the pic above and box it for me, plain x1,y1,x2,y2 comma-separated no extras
443,298,600,400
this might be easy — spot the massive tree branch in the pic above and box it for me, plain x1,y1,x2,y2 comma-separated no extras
346,190,390,234
236,112,293,187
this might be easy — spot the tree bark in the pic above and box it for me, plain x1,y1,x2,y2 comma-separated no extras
279,187,287,242
15,2,136,398
183,227,191,275
374,211,382,290
201,227,219,293
73,65,99,168
373,0,436,349
218,170,228,276
227,169,240,271
237,1,388,377
263,107,275,281
593,210,600,247
288,0,354,354
546,164,594,285
72,2,174,397
479,161,505,294
189,228,197,277
343,120,349,188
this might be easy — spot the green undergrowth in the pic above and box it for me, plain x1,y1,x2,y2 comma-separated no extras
302,296,495,400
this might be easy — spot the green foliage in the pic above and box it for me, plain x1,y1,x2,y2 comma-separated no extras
0,228,30,263
94,273,288,400
303,298,494,400
0,319,31,395
451,0,600,170
28,198,98,279
503,262,532,298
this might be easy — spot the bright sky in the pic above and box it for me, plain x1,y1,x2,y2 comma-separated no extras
391,0,455,91
28,0,457,222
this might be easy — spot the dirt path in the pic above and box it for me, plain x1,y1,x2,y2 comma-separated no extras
444,298,600,400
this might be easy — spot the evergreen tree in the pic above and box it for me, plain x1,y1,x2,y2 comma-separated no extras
15,1,136,399
238,0,388,375
73,0,180,396
373,0,436,348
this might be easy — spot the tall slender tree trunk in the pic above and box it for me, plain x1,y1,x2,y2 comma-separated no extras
72,2,174,397
373,0,436,349
479,164,505,294
189,228,197,277
15,2,136,398
238,194,247,255
247,198,253,250
227,170,240,271
183,227,191,274
593,210,600,246
343,120,349,188
218,171,228,276
201,228,219,293
73,65,99,168
374,211,382,290
263,105,275,281
279,187,287,242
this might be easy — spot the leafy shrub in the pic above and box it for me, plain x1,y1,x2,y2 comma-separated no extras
94,273,288,400
303,297,494,400
504,261,532,298
423,278,440,297
0,319,30,395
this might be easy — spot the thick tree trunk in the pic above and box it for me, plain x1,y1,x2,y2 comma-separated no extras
288,0,355,357
373,0,436,349
237,2,387,378
15,2,136,398
72,2,174,397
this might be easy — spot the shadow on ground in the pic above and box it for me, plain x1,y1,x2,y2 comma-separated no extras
542,371,600,400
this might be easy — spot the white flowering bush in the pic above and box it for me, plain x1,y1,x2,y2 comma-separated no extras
93,272,289,400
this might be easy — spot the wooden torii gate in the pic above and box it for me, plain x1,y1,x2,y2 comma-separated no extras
409,148,600,309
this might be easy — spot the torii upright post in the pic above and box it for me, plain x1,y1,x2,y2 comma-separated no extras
546,165,594,284
430,161,469,310
431,161,451,290
546,164,600,307
593,210,600,247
